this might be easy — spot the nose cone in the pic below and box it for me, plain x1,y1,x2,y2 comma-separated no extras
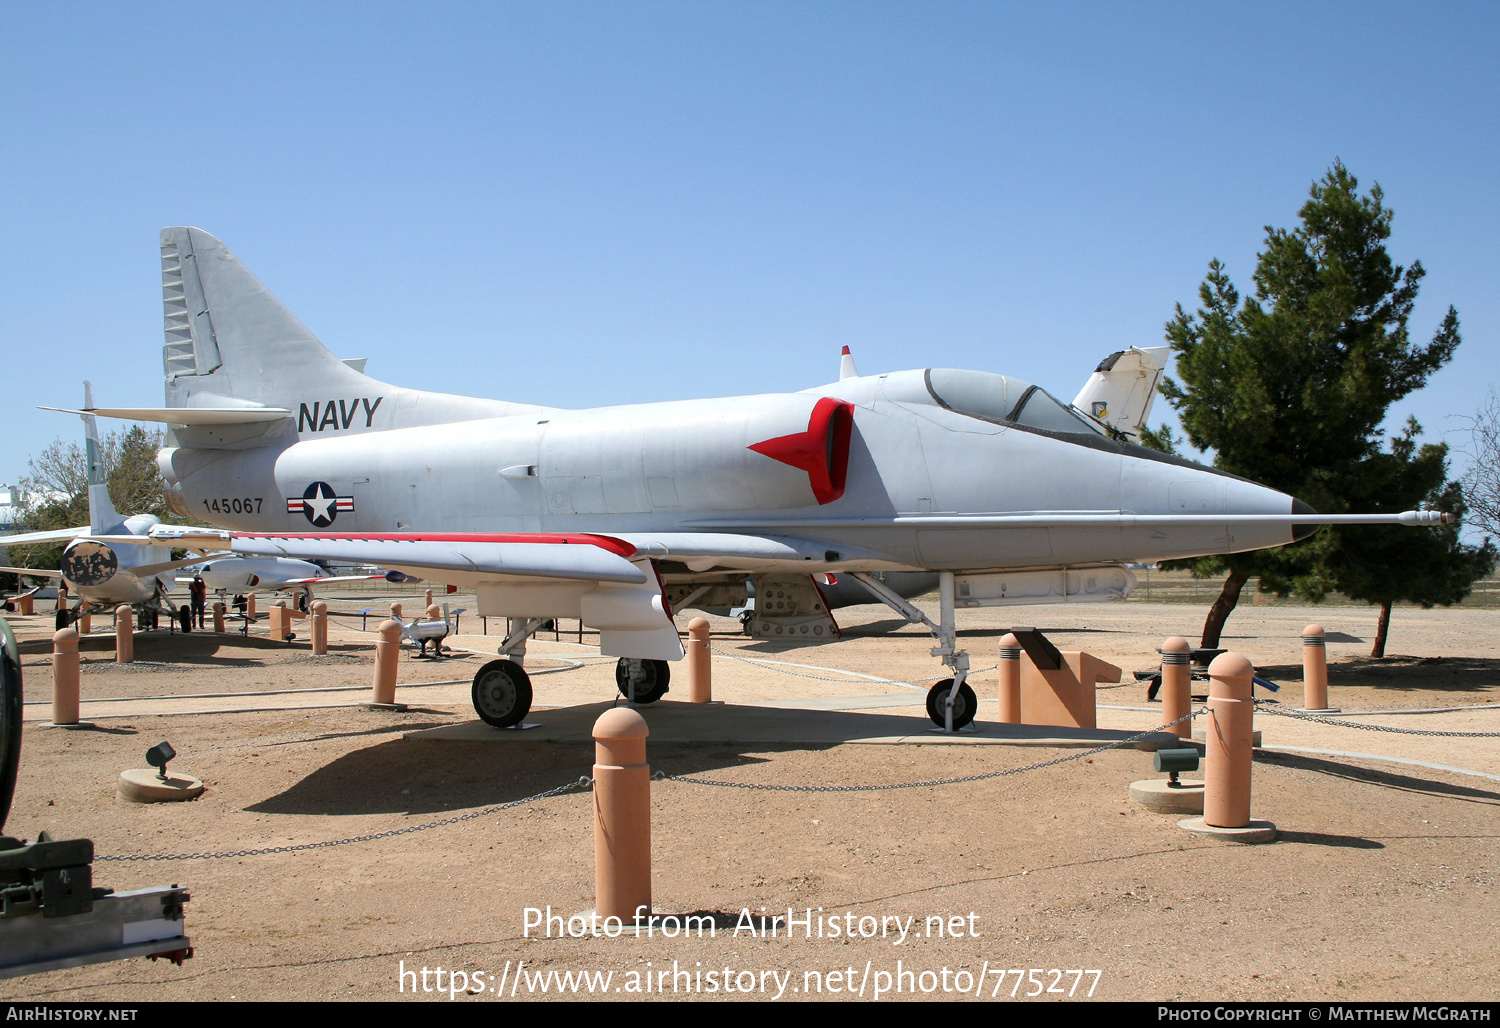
1292,498,1320,542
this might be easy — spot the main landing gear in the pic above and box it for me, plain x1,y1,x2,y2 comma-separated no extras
471,659,534,729
615,658,670,704
849,570,975,733
469,616,549,728
465,615,679,729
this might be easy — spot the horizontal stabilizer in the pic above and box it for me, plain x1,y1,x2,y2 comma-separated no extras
38,406,292,425
0,526,90,547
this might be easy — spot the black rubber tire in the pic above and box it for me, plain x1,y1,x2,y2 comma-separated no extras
55,609,71,631
615,658,670,704
925,678,977,729
472,659,534,728
178,605,193,634
0,620,23,832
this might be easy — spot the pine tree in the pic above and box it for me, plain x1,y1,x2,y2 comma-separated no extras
1258,420,1495,657
1147,163,1461,646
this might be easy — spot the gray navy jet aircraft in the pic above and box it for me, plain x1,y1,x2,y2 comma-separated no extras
61,228,1446,731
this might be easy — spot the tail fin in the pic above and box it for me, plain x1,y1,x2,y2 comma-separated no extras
160,227,370,409
838,346,860,381
81,382,124,535
1071,346,1169,442
158,227,529,434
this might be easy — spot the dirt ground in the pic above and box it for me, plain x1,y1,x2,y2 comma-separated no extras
0,592,1496,1003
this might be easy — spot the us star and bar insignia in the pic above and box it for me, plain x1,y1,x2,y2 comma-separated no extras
287,481,354,527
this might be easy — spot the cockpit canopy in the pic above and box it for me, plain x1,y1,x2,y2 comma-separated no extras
924,369,1104,436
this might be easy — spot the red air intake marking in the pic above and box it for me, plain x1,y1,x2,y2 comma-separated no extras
747,396,855,505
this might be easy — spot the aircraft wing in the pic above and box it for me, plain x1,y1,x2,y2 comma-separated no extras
0,566,65,579
134,556,227,578
106,526,682,658
683,511,1451,529
282,574,390,585
0,526,91,547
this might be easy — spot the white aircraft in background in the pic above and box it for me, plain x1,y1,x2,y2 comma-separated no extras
51,228,1446,731
180,556,388,609
3,385,217,631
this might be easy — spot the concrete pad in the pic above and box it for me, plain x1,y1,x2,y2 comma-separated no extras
1177,816,1278,843
403,699,1182,748
117,769,205,803
1128,777,1205,814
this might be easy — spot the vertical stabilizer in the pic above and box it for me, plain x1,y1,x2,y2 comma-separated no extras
1071,346,1170,442
160,227,370,410
157,227,530,435
82,382,124,535
838,346,859,381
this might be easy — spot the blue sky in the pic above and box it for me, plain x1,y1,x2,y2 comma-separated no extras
2,2,1496,501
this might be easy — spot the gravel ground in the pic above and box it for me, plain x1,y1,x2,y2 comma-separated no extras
0,597,1495,1003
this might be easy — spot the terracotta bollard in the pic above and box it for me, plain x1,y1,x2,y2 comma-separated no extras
212,601,225,634
593,707,652,925
79,612,92,635
424,588,434,609
17,594,33,617
390,601,403,621
51,627,80,726
685,617,711,703
1203,653,1255,827
997,634,1021,724
114,605,134,664
246,593,257,620
371,619,402,705
1179,652,1277,842
311,600,328,655
1160,636,1192,739
1301,624,1336,712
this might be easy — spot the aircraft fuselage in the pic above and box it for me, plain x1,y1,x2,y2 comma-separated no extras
159,369,1296,576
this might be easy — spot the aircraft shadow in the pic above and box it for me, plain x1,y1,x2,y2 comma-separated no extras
247,699,1175,818
1252,655,1500,695
244,737,813,818
1255,749,1500,807
72,633,371,666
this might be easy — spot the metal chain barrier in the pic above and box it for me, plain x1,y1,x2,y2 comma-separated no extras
707,643,996,686
1254,701,1500,738
656,709,1204,793
95,777,593,862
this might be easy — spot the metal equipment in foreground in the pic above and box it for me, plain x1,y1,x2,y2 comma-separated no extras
0,616,193,979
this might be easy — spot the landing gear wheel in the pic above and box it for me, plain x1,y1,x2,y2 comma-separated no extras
471,659,533,728
54,609,71,631
143,609,158,631
925,678,977,729
738,610,755,637
178,605,192,634
615,658,670,704
0,619,22,830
